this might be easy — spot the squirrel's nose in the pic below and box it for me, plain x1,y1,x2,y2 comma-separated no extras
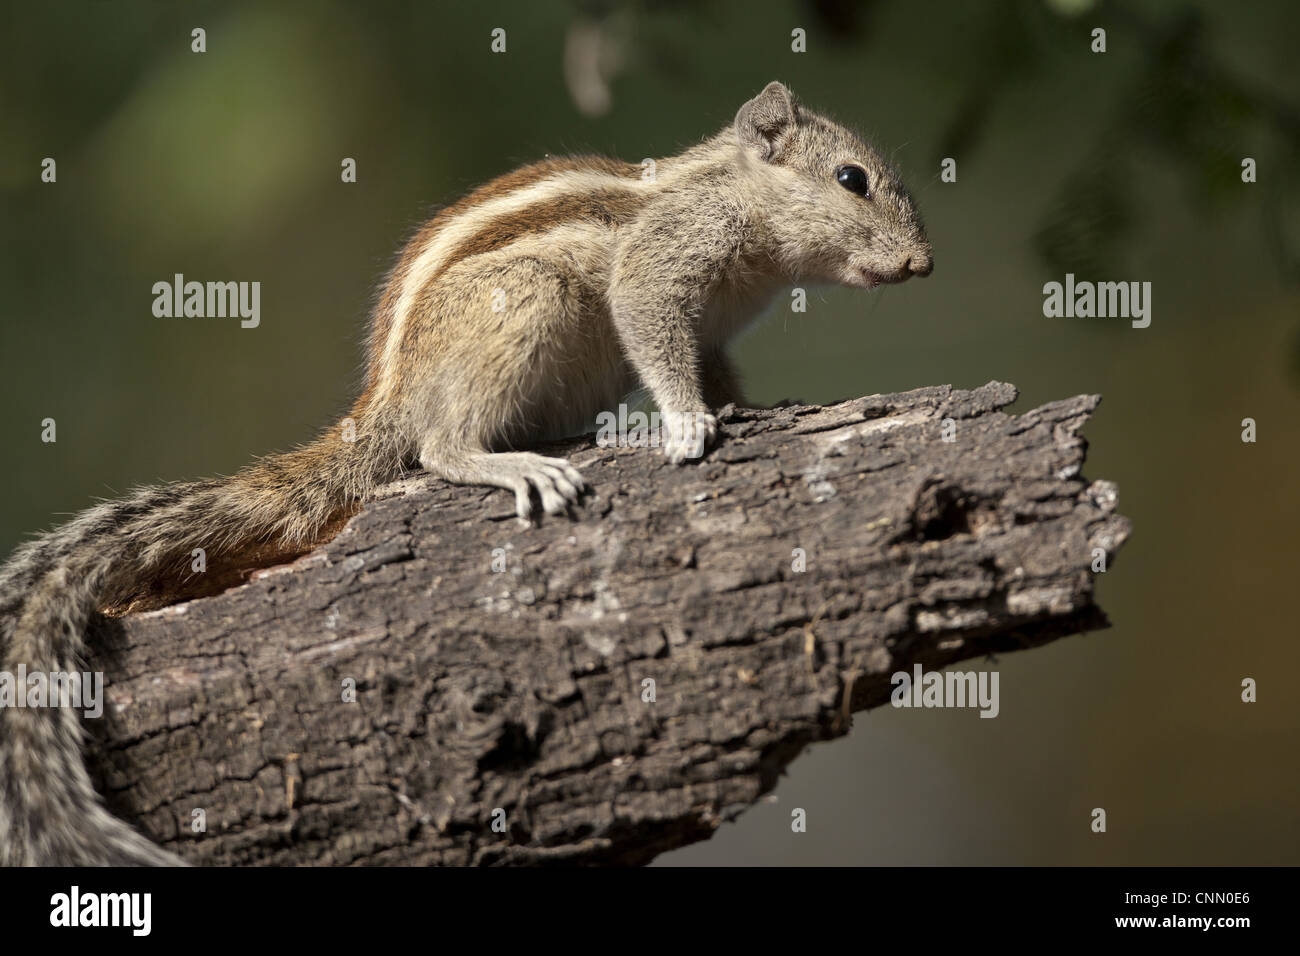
903,252,933,277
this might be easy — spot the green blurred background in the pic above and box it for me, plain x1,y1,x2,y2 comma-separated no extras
2,0,1297,864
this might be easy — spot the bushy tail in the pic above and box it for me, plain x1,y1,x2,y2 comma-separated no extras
0,420,406,865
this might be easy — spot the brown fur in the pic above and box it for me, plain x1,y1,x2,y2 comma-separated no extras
366,156,642,372
430,189,649,284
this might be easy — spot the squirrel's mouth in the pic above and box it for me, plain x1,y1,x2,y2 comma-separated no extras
854,267,911,289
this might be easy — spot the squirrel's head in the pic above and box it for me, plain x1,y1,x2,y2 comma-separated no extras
734,81,932,289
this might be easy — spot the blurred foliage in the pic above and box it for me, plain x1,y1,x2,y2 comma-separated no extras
919,3,1300,284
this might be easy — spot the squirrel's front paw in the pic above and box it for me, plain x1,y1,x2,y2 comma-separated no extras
660,410,717,464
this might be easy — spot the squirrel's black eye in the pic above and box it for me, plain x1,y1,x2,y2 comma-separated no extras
836,164,870,198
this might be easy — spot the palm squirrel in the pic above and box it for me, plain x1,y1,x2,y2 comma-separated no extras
0,81,931,865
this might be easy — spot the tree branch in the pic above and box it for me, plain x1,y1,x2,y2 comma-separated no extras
86,381,1130,865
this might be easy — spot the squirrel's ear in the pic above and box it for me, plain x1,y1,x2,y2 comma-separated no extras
735,81,799,162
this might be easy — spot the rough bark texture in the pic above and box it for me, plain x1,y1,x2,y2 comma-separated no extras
86,381,1130,865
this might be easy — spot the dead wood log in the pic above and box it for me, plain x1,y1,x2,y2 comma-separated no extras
85,381,1130,865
